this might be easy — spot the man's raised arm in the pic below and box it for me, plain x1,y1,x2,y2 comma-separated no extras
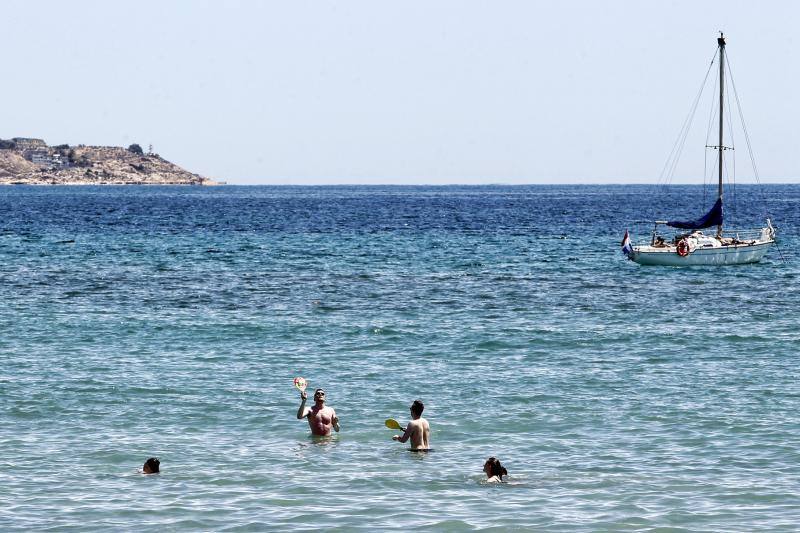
296,391,309,419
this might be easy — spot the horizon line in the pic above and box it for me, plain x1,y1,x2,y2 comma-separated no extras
216,180,799,186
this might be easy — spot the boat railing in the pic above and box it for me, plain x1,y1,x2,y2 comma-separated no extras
719,228,767,241
632,221,773,246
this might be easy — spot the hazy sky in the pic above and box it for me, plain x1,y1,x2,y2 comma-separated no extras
2,1,798,184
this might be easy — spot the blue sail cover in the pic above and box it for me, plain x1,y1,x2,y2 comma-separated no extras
666,198,723,230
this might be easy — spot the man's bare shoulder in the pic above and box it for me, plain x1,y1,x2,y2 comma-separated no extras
409,418,429,429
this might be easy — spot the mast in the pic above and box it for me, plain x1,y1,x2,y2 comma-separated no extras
717,33,725,237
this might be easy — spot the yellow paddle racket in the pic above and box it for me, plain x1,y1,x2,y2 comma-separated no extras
385,418,404,431
293,377,308,392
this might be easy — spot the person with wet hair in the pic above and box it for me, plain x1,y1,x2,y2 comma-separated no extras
483,457,507,483
142,457,160,474
392,399,430,450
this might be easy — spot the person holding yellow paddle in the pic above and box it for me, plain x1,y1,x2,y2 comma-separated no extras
294,377,340,436
387,399,430,451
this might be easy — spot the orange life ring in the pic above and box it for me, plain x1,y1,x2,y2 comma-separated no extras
676,239,690,257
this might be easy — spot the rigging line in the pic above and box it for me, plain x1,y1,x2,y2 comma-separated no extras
664,65,711,186
663,91,704,208
726,53,771,218
661,49,719,218
703,107,715,206
727,56,786,265
723,154,734,223
704,70,719,147
655,48,718,195
773,239,789,264
703,137,708,202
725,66,736,214
702,71,719,210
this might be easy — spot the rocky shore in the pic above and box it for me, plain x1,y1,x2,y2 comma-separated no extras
0,137,216,185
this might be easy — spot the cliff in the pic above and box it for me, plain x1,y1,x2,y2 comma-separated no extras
0,138,216,185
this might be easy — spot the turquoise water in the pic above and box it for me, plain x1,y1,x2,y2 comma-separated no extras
2,185,799,531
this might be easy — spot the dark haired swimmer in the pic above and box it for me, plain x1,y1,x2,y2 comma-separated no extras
392,399,430,450
297,388,340,436
483,457,507,483
141,457,160,474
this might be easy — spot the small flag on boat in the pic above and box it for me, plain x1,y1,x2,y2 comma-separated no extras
621,230,633,257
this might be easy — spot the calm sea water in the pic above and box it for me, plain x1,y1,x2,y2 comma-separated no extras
2,184,799,531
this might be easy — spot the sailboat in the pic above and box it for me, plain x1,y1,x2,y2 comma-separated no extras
622,34,776,266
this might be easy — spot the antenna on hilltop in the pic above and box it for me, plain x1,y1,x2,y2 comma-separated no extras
148,144,153,155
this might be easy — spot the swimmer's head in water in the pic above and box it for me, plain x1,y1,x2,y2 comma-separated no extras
483,457,507,480
410,399,424,417
313,389,326,401
142,457,160,474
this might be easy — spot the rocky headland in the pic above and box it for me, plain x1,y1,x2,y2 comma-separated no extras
0,137,216,185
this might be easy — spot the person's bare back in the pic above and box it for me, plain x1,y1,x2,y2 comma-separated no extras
392,399,430,450
405,417,430,450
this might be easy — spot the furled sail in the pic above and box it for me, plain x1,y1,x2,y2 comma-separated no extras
666,198,723,230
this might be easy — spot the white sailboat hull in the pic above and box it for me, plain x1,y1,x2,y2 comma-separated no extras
629,240,773,266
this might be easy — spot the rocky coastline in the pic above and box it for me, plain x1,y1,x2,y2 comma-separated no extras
0,137,216,185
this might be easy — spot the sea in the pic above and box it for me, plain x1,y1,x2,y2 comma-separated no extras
1,184,798,531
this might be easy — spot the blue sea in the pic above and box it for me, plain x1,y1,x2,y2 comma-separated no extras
2,184,799,531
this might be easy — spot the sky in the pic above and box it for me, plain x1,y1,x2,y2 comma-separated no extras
1,0,798,184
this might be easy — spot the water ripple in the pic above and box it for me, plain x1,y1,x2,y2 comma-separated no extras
1,185,799,530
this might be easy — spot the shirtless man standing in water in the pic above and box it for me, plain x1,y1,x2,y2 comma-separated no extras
392,399,430,450
296,388,340,436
